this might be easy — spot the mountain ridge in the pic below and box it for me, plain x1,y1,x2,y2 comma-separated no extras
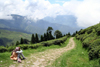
0,14,83,34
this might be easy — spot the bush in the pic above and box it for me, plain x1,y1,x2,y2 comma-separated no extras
54,40,62,46
41,36,67,46
0,36,68,53
76,34,86,41
34,44,42,48
28,45,35,49
82,37,96,49
96,27,100,35
89,39,100,50
87,29,93,34
0,46,7,52
41,42,51,47
8,46,16,52
88,46,100,60
79,29,86,34
75,23,100,62
82,33,97,41
19,45,29,50
30,44,40,49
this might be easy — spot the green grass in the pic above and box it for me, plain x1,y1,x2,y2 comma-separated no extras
0,37,70,67
0,29,31,46
50,37,100,67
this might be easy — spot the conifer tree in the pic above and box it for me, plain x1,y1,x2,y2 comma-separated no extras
44,33,47,41
16,41,19,46
40,35,44,42
31,34,35,44
35,33,39,43
46,32,50,40
20,38,24,44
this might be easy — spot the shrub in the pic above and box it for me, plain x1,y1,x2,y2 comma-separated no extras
19,45,29,50
0,36,68,53
75,23,100,61
82,37,96,49
54,40,63,46
92,29,96,33
87,29,93,34
88,38,100,60
76,34,85,41
96,27,100,35
0,46,7,52
42,42,51,47
79,29,86,34
28,45,34,49
41,36,67,46
8,46,16,52
82,33,97,41
89,39,100,50
34,43,44,49
75,34,78,38
88,46,100,60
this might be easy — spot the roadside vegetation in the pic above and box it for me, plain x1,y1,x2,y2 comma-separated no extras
0,36,70,67
47,23,100,67
75,23,100,62
49,38,99,67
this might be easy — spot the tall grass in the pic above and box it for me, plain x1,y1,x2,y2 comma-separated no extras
49,38,100,67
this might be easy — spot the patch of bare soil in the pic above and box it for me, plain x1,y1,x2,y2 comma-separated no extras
9,37,75,67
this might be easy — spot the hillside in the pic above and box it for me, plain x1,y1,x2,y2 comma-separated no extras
75,23,100,60
0,29,31,46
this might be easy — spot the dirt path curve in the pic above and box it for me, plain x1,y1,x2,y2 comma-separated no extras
9,37,75,67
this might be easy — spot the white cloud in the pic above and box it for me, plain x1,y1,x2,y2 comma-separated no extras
63,0,100,27
0,0,100,27
75,0,100,27
55,1,66,3
0,0,67,20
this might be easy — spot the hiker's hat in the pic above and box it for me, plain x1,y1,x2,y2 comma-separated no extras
16,47,20,51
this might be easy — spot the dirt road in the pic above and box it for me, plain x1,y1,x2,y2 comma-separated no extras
9,37,75,67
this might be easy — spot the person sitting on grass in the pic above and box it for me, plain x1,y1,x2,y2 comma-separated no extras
10,47,26,63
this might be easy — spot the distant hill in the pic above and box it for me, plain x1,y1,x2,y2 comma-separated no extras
0,29,31,46
0,14,82,35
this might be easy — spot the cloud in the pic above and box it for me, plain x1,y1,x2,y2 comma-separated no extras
75,0,100,27
55,1,66,3
0,0,67,20
63,0,100,27
0,0,100,27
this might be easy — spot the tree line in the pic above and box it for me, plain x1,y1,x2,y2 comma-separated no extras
15,27,67,45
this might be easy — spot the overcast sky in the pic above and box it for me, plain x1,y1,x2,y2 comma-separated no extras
0,0,100,27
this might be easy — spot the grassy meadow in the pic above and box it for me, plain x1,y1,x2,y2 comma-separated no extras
0,37,70,67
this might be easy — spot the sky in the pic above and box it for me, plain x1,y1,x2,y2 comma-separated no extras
0,0,100,27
